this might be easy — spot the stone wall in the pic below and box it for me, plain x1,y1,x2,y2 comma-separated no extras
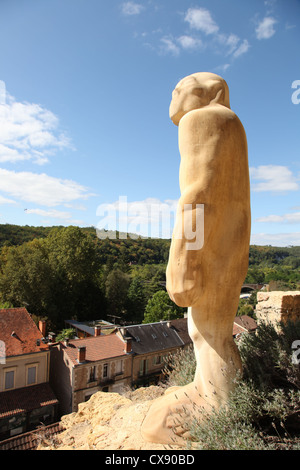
256,291,300,325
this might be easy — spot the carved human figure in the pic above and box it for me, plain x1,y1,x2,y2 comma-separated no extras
141,72,251,445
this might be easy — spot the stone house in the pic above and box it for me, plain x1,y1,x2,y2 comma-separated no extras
49,329,132,416
49,319,192,416
116,321,188,387
0,308,58,440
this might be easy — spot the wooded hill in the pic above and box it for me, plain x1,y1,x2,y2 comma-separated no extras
0,224,298,332
0,223,299,268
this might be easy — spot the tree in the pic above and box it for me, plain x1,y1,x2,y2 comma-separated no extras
0,226,106,330
0,239,53,318
105,269,130,322
126,275,147,323
143,290,185,324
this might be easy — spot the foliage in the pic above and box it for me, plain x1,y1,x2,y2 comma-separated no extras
163,345,196,387
0,223,299,332
0,227,105,329
55,328,76,342
143,290,185,324
105,269,130,321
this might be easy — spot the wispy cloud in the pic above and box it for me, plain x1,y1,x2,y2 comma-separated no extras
160,37,180,56
0,81,73,165
250,165,299,192
256,211,300,224
184,7,219,35
177,35,203,51
173,7,249,62
123,5,250,65
121,2,144,16
250,232,300,247
0,169,92,207
255,16,277,39
232,39,250,58
0,195,16,205
25,208,84,225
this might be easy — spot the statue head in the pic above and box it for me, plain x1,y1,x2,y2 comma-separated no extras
169,72,230,126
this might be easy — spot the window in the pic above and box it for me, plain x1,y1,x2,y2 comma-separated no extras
89,366,96,382
103,363,109,378
153,355,161,365
115,360,123,375
27,366,37,385
139,359,148,376
5,369,15,390
26,363,38,386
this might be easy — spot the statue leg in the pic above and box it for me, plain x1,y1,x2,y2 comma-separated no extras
141,301,242,445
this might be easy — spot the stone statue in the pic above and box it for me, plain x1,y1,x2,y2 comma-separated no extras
141,72,251,445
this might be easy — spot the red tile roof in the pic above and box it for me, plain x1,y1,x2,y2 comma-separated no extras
234,315,257,332
0,382,58,418
0,422,65,450
64,332,127,366
0,308,49,357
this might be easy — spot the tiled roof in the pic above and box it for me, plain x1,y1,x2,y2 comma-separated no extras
120,322,184,355
0,308,49,357
63,332,127,366
0,382,58,418
234,315,257,332
0,422,65,450
169,318,192,346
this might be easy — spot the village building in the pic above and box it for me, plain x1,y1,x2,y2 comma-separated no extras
116,320,188,388
49,329,132,416
0,308,58,440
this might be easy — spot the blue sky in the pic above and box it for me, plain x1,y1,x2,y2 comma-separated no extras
0,0,299,246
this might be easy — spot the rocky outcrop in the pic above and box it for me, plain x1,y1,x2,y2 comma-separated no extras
37,386,185,450
256,291,300,325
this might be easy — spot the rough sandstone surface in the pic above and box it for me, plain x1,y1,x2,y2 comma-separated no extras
37,386,186,450
256,291,300,325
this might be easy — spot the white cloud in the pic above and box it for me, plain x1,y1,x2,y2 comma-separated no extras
177,35,203,50
25,208,73,220
251,232,300,247
160,37,180,56
0,83,73,165
0,195,16,205
121,2,143,16
232,39,250,58
224,34,240,55
256,212,300,224
255,17,277,39
184,8,219,35
0,169,92,207
250,165,299,192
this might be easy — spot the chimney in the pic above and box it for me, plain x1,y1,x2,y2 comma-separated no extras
77,346,86,363
94,325,101,336
124,338,132,354
39,320,46,337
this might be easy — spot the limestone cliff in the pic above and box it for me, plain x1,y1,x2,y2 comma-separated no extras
37,386,185,450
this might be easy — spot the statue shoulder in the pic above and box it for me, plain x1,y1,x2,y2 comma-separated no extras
179,105,245,139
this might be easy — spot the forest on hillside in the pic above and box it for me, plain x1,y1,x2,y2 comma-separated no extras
0,224,299,333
